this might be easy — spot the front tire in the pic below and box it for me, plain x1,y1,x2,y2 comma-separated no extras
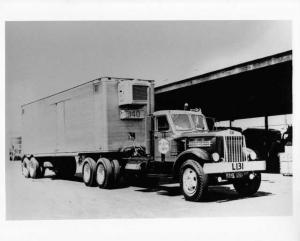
233,172,261,196
180,159,208,202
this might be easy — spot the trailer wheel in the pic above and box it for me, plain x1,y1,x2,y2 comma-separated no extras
180,159,208,202
82,157,97,186
22,157,30,178
96,158,114,189
29,157,40,178
233,172,261,196
111,159,121,187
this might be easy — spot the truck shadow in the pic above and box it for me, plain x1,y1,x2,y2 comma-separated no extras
135,184,273,203
43,173,83,183
204,186,273,203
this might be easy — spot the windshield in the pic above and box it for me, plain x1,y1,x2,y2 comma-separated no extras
191,114,206,130
171,114,192,131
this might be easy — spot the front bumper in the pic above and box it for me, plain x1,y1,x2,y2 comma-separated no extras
203,160,266,174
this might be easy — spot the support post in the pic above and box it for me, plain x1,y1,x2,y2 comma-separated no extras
265,116,269,130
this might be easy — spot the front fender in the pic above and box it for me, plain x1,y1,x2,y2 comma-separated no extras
176,148,210,162
173,148,210,179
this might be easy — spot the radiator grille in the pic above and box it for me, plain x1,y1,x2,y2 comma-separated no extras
132,85,148,100
224,136,246,162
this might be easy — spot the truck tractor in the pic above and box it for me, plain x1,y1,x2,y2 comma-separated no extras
21,77,266,201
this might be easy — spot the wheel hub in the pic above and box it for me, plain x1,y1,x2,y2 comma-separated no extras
182,168,197,196
83,164,91,182
97,164,105,185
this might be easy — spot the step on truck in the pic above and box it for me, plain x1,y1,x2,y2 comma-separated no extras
21,77,266,201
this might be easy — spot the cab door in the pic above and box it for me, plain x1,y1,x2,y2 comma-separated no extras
154,115,173,162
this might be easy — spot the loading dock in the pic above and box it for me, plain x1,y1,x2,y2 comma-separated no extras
155,50,292,173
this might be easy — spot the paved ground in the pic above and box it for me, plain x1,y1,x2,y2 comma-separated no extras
6,160,292,220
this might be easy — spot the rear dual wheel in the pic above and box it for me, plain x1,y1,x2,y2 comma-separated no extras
82,157,97,187
22,156,44,179
22,157,30,178
28,157,40,178
95,158,121,189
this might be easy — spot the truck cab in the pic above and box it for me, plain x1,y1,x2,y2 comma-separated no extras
153,109,208,163
151,109,266,201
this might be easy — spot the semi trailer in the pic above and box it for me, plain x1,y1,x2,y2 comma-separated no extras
21,77,266,201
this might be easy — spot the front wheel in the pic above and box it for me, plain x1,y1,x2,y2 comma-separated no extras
233,172,261,196
180,159,208,202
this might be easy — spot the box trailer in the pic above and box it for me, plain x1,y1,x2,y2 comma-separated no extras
22,77,154,156
21,76,266,202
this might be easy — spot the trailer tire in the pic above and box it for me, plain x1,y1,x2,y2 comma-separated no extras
29,157,40,178
82,157,97,186
233,172,261,196
111,159,121,187
22,157,30,178
96,158,114,189
180,159,208,202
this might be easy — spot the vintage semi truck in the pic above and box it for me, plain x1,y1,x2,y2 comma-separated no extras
21,77,266,201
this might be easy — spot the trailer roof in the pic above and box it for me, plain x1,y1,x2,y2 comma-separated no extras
21,76,154,107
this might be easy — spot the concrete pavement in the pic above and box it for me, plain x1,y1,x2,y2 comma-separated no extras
6,161,292,220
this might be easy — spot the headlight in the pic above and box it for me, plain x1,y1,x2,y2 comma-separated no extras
211,152,220,162
243,148,257,160
249,151,257,160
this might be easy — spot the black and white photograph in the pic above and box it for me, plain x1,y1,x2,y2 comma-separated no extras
1,1,300,241
5,20,293,219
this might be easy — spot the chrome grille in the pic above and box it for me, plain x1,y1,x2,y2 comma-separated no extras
224,136,246,162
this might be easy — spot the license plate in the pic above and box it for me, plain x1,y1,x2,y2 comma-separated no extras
231,162,244,171
120,109,145,119
226,172,245,179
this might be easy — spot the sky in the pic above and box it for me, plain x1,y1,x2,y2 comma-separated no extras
5,21,292,133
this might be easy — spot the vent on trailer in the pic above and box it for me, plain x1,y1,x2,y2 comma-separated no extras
118,80,149,106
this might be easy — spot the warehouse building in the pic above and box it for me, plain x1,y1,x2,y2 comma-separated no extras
155,50,292,132
155,50,292,173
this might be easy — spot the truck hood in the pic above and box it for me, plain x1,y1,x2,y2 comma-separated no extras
173,129,242,139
